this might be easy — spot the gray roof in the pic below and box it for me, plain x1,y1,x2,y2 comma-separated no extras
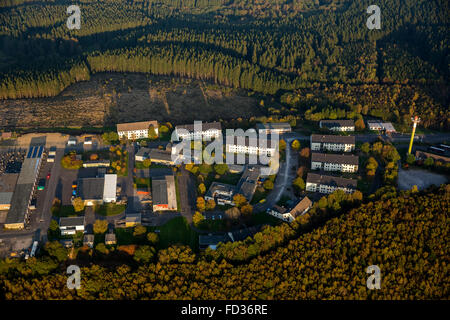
78,178,104,200
306,173,357,189
311,152,359,165
59,216,85,227
311,134,355,144
320,120,355,128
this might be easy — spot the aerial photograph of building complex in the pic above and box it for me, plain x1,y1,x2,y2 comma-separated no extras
0,0,448,312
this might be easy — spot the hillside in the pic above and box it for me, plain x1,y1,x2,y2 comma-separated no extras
1,185,448,299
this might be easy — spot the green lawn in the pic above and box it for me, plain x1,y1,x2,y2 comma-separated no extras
151,217,198,250
51,205,83,217
95,203,126,216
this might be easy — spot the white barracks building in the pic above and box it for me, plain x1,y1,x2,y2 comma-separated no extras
310,134,355,152
117,120,159,140
311,153,359,173
306,173,357,194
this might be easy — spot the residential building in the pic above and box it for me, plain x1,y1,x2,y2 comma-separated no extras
117,121,159,140
59,216,85,236
152,175,177,212
319,120,355,132
174,122,222,141
310,134,355,152
226,135,277,157
4,145,44,230
256,122,292,134
268,197,313,223
306,173,357,194
311,153,359,173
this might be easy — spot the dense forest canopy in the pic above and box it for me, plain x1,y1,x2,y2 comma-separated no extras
0,0,448,128
1,185,448,299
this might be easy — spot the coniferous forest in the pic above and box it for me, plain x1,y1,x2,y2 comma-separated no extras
0,0,448,129
0,185,448,299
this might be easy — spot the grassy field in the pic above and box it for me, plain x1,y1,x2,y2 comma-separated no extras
95,203,126,216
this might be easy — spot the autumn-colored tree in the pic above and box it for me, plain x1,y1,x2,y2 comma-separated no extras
93,219,108,234
196,197,206,212
72,197,85,212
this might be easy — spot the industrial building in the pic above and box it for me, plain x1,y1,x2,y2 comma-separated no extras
152,175,177,212
4,145,44,230
310,134,355,152
77,174,117,206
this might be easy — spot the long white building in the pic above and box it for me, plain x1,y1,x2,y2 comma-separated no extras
310,134,355,152
311,153,359,173
117,121,159,140
306,173,357,194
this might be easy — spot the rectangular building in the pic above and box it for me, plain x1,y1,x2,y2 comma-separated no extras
174,122,222,141
311,153,359,173
152,175,177,212
310,134,355,152
4,145,44,230
59,216,85,236
306,173,357,194
256,122,292,134
319,120,355,132
117,121,159,140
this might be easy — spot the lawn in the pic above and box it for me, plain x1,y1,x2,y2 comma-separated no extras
151,217,198,250
51,205,83,217
95,203,126,216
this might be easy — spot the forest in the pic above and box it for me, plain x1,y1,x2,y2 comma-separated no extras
0,184,448,299
0,0,448,129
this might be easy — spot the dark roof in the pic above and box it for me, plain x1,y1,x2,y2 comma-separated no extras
148,149,173,162
175,122,221,132
59,216,85,227
306,173,357,189
311,134,355,144
77,178,104,200
117,120,158,132
199,234,230,247
311,152,359,165
320,120,355,128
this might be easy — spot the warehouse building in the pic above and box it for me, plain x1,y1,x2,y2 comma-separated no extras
4,145,44,230
152,175,177,212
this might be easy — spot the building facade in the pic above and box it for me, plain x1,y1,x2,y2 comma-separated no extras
117,121,159,140
310,134,355,152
